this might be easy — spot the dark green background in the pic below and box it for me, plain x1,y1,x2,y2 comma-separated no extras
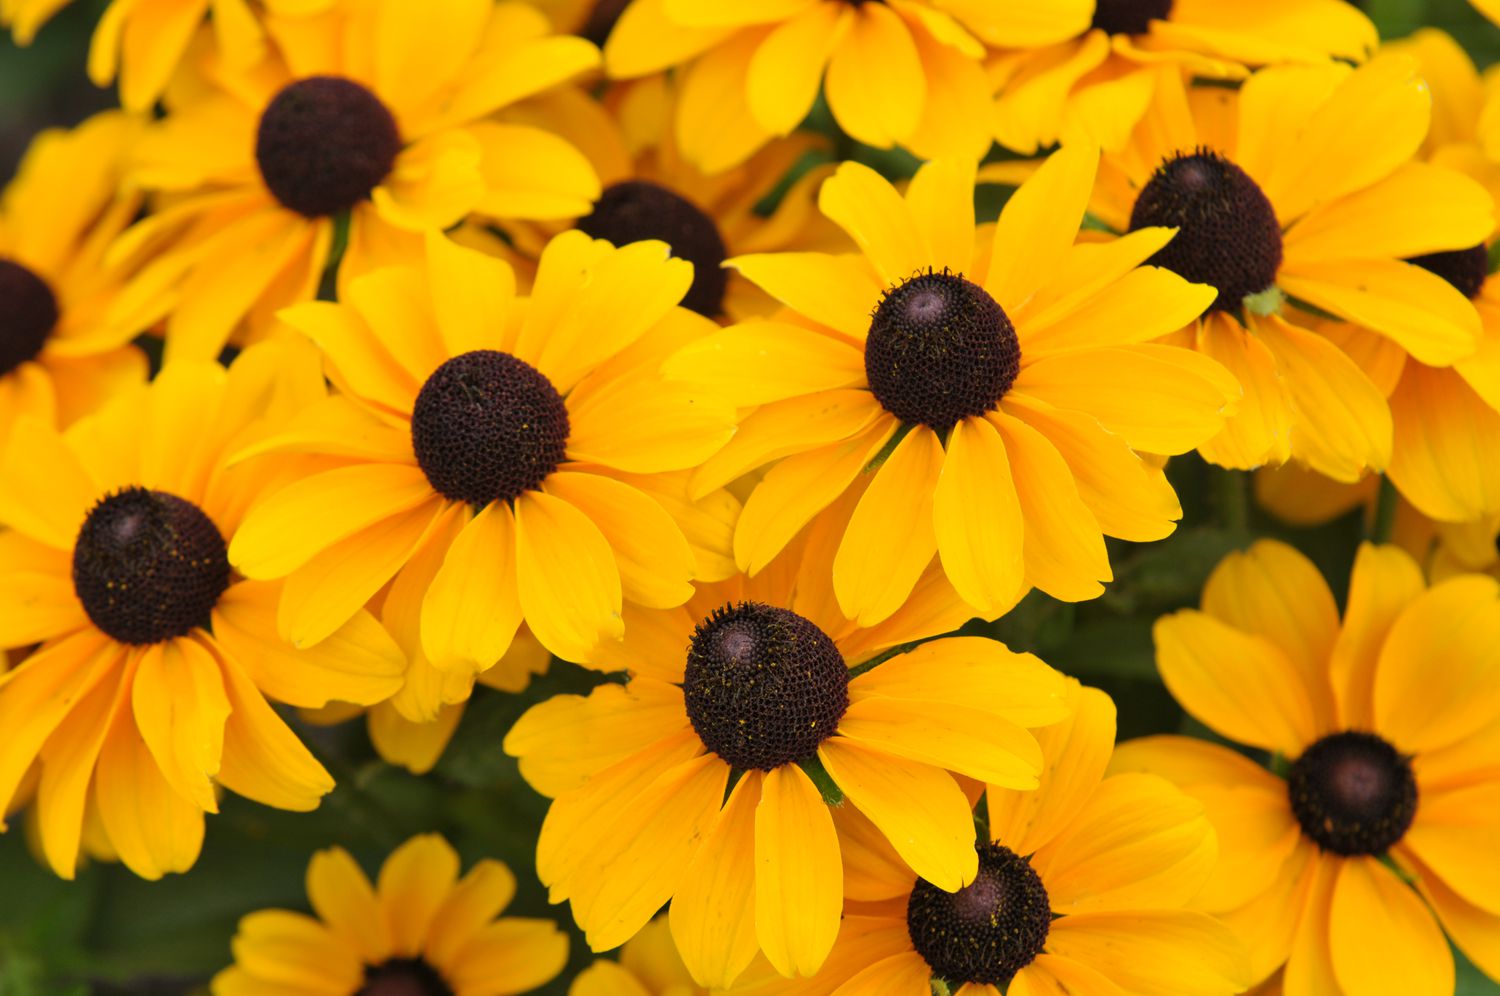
1,1,1498,993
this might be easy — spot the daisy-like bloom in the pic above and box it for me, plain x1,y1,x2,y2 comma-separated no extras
989,0,1375,154
0,112,148,443
0,341,408,881
229,231,737,684
503,498,1072,985
109,0,601,362
212,833,568,996
732,680,1247,996
491,75,845,320
1115,539,1500,994
602,0,1003,170
570,917,703,996
1092,55,1494,484
1,0,335,112
667,147,1234,623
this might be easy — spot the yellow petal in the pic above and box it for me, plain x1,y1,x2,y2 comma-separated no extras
671,771,763,988
665,321,867,408
837,696,1042,788
426,857,519,966
1045,911,1248,996
307,846,392,965
746,3,844,135
983,143,1098,314
932,416,1024,617
420,501,523,673
0,416,96,549
377,833,461,957
824,4,923,148
726,252,882,339
817,161,928,286
514,490,625,662
852,636,1069,728
131,639,230,814
215,652,334,812
1328,543,1425,730
1328,857,1452,996
755,764,842,978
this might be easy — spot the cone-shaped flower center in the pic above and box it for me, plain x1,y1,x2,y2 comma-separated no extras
683,602,849,771
357,958,454,996
1092,0,1174,34
72,487,231,645
256,76,401,218
576,180,730,317
1129,150,1283,313
906,841,1052,987
865,270,1021,432
411,350,571,507
1409,243,1490,300
0,257,59,376
1288,731,1417,856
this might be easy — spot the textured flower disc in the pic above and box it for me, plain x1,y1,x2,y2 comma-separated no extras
1408,243,1490,300
410,350,571,507
906,842,1052,987
576,180,730,317
865,270,1021,432
1129,150,1284,313
71,487,232,645
1092,0,1175,34
357,958,454,996
255,76,402,218
0,257,59,376
682,601,850,771
1288,731,1417,856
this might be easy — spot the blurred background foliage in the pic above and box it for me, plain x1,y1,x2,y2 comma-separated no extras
1,1,1499,994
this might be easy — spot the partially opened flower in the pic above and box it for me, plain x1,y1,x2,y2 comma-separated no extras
668,147,1234,623
110,0,601,361
504,499,1071,985
0,112,148,442
212,834,569,996
1116,540,1500,994
1093,56,1493,483
990,0,1376,154
0,342,406,880
570,917,702,996
602,0,1000,169
229,231,737,673
732,681,1247,996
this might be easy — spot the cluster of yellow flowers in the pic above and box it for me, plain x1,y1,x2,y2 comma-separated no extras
1,1,1499,994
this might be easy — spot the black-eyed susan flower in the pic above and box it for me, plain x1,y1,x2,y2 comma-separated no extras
570,916,702,996
667,148,1234,623
1116,539,1500,994
504,498,1071,985
229,231,737,672
0,342,407,880
487,75,845,321
602,0,1000,169
212,833,568,996
109,0,601,362
1093,55,1494,484
990,0,1376,154
732,680,1248,996
0,112,148,442
0,0,334,112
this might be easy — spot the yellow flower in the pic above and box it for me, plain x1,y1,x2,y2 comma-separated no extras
109,0,601,362
484,74,847,321
991,0,1376,154
667,147,1234,623
732,681,1247,996
0,112,148,443
1117,539,1500,994
570,917,704,996
1094,55,1494,484
228,231,738,686
1,0,335,111
0,342,407,880
602,0,1000,169
212,833,569,996
503,503,1071,985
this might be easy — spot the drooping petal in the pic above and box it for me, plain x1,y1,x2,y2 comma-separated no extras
755,764,842,978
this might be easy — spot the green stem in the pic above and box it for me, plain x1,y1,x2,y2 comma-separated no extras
1216,469,1249,536
1370,475,1398,544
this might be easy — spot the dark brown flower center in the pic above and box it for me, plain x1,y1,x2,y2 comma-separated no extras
0,257,59,376
906,842,1051,987
410,350,570,507
865,270,1020,432
1129,150,1283,314
1288,731,1417,856
256,76,401,218
357,958,453,996
1092,0,1174,34
682,602,849,771
72,488,231,645
1408,243,1490,300
576,180,730,318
